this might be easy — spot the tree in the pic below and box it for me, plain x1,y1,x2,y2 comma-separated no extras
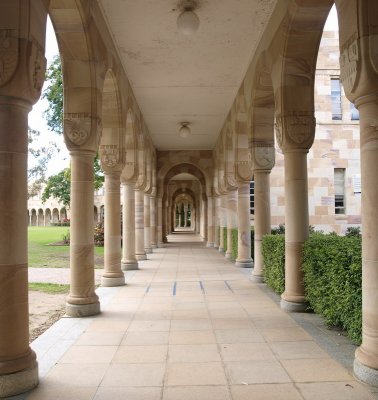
42,55,63,134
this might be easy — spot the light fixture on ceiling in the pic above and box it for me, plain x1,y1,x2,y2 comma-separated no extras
177,0,200,35
179,122,191,138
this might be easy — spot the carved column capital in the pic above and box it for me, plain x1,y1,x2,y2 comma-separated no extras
252,142,275,172
275,112,315,152
100,144,122,173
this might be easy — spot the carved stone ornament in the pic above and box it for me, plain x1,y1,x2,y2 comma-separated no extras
236,150,252,181
0,30,18,87
64,115,92,146
340,35,359,95
100,145,119,168
275,114,315,149
253,145,275,170
29,40,46,95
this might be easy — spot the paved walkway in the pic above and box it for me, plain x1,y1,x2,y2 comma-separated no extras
17,233,377,399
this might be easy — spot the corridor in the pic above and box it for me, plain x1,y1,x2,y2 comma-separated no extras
25,234,375,400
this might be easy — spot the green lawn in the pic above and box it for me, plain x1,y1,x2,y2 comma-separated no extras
29,282,70,294
28,226,104,268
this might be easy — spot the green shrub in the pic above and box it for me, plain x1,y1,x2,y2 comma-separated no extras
231,228,238,260
345,226,361,237
262,234,285,294
250,227,254,259
271,224,285,235
94,222,104,246
223,227,227,252
303,233,362,343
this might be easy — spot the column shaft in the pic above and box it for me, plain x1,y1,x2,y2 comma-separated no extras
235,183,253,268
157,197,164,247
207,196,214,247
281,150,308,312
66,152,100,316
219,194,227,252
150,196,157,248
0,99,38,395
354,99,378,384
144,194,152,253
214,197,220,248
135,189,146,260
121,182,138,270
101,172,125,286
252,171,271,281
225,190,238,259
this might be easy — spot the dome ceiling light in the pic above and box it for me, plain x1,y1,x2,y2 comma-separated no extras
179,122,191,138
177,0,200,35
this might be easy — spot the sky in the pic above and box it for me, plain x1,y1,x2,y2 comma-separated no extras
28,6,338,179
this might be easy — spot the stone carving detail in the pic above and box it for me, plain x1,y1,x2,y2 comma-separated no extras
29,40,46,95
340,35,359,95
253,144,275,170
100,145,119,168
275,113,315,149
64,114,92,146
0,30,18,87
236,150,252,181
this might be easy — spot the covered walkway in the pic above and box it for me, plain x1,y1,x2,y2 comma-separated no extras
25,235,375,400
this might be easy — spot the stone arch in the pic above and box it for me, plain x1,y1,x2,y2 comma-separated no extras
60,207,67,221
37,209,44,227
31,209,37,226
52,208,59,223
122,108,138,182
99,69,123,171
45,208,52,226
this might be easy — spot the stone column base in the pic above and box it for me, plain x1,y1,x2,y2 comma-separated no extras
101,276,125,287
151,244,157,249
218,247,225,253
0,363,38,398
354,358,378,387
136,253,147,261
122,261,139,271
235,259,253,268
250,273,264,283
280,298,308,312
206,242,214,248
225,251,232,260
66,301,100,317
157,243,164,248
145,248,153,254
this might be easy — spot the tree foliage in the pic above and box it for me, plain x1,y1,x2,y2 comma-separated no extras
42,55,63,134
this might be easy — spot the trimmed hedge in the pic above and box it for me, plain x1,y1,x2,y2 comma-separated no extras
261,235,285,294
223,227,227,252
303,233,362,344
231,228,238,260
261,232,362,344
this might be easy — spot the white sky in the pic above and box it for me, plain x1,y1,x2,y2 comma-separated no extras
28,6,338,178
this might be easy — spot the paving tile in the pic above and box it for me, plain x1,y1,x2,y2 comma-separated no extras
220,343,275,361
169,330,216,344
101,363,166,387
225,360,291,384
94,387,162,400
215,329,264,343
113,345,168,363
45,363,108,387
212,318,254,330
85,319,131,332
128,320,170,332
59,345,117,364
230,383,303,400
163,385,231,400
171,309,209,319
258,326,313,342
270,341,329,359
27,385,97,400
209,308,249,319
168,344,221,362
297,381,376,400
165,362,227,386
74,331,125,346
122,331,170,345
281,358,352,382
170,319,212,331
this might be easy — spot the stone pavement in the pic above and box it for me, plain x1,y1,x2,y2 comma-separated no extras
16,233,378,399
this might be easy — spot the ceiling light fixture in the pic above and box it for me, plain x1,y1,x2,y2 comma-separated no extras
177,0,200,35
179,122,191,138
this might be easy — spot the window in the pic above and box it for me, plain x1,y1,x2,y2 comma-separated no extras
350,102,359,120
250,181,254,214
334,168,345,214
331,78,342,120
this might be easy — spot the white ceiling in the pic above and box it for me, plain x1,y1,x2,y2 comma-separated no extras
99,0,276,151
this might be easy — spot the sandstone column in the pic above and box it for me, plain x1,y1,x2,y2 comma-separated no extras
225,190,238,259
207,196,215,247
178,205,182,228
121,181,138,270
135,189,147,260
101,172,125,286
157,196,164,246
214,196,220,249
219,194,227,252
144,194,152,253
251,146,275,281
235,183,253,268
67,151,100,316
275,113,315,312
150,194,157,248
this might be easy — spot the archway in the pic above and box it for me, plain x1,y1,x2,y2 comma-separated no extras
45,209,52,226
37,209,44,226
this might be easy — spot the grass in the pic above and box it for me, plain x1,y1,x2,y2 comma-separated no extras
28,226,104,268
28,282,70,294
